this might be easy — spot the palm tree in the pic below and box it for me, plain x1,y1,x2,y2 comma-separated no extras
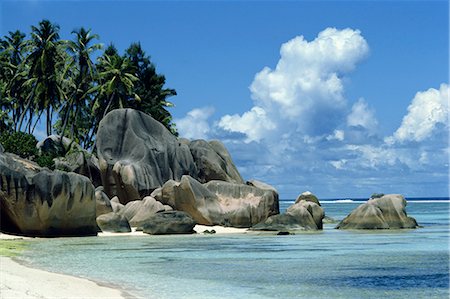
95,45,138,118
0,31,28,131
21,19,65,136
58,27,101,143
125,42,177,134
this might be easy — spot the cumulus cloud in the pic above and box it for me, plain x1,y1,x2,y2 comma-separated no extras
217,107,276,143
386,84,449,144
175,107,215,139
218,27,369,141
347,98,378,133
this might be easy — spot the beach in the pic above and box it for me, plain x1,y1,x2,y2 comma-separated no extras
1,200,447,299
0,256,126,299
0,224,247,299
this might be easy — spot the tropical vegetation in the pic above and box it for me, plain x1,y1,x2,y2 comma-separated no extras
0,19,178,151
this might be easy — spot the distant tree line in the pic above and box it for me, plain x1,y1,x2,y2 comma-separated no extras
0,19,177,150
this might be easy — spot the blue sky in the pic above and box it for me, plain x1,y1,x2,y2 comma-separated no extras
1,0,448,198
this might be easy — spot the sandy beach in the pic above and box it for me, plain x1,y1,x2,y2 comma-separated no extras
0,256,127,299
0,225,246,299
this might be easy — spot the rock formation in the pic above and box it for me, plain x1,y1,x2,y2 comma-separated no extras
96,109,245,204
295,191,321,206
119,196,172,228
189,140,243,184
95,186,113,217
251,198,324,232
152,175,279,228
96,212,131,233
0,151,97,237
336,194,418,229
141,211,196,235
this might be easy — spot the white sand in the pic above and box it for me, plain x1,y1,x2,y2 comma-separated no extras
0,257,127,299
97,225,248,237
194,225,248,234
0,225,247,298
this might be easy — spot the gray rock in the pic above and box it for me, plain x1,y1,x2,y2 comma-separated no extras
251,201,324,231
37,135,81,157
96,109,198,204
95,187,112,217
189,140,243,184
154,175,279,228
295,191,321,206
142,211,196,235
54,150,102,187
0,143,4,153
96,212,131,233
120,196,172,227
96,109,246,205
110,196,124,213
0,151,97,237
336,194,418,229
287,201,324,229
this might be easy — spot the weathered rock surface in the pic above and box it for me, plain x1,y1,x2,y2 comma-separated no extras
0,151,97,237
120,196,172,227
55,150,102,187
295,191,321,206
96,212,131,233
95,187,113,217
336,194,418,229
110,196,124,213
153,175,279,228
96,109,197,204
37,135,81,157
142,211,196,235
96,109,244,204
251,200,324,231
189,140,243,184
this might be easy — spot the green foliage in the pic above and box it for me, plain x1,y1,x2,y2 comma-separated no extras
370,193,384,199
35,152,56,169
1,20,179,151
0,131,37,158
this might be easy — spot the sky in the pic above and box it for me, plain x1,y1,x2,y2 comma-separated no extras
1,0,449,199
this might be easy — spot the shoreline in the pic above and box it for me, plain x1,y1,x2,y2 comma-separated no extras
0,256,131,299
0,225,247,299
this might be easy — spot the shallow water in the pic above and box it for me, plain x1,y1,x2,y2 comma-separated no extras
21,200,449,298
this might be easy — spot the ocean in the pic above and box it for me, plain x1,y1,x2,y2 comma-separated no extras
18,198,449,298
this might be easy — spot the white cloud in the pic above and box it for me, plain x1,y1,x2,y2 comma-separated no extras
175,107,215,140
386,84,449,144
218,27,369,141
217,106,276,143
326,129,345,141
347,98,378,133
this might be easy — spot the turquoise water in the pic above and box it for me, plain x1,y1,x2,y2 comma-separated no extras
20,200,449,298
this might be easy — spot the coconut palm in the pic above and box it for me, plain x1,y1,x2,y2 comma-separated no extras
21,19,65,136
95,45,138,117
125,42,177,134
58,27,101,144
0,30,29,131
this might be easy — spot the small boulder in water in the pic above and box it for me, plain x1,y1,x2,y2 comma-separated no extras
336,194,418,229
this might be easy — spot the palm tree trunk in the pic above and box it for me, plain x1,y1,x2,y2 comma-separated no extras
46,107,51,136
102,92,115,118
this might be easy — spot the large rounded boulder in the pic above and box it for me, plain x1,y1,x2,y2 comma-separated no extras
336,194,418,229
0,151,97,237
142,211,196,235
97,109,246,204
153,175,279,228
251,200,324,232
189,140,243,184
96,109,198,204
